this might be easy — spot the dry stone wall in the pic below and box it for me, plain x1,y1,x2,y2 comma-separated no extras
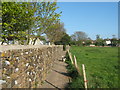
0,45,68,88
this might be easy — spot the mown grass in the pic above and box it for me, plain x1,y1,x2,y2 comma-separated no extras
66,46,119,88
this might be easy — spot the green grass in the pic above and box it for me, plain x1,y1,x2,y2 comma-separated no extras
67,46,119,88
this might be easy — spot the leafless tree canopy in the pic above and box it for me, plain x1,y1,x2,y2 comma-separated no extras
45,22,66,43
71,31,88,41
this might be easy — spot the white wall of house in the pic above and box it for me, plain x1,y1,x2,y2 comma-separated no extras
34,38,40,45
0,42,8,45
29,38,34,45
14,40,19,45
29,38,44,45
40,41,44,45
90,44,95,47
106,40,111,45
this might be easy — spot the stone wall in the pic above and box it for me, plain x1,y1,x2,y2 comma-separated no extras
0,45,69,88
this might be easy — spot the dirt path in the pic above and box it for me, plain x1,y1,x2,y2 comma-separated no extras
40,54,70,89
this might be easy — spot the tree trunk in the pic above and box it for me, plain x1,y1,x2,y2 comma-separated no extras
33,38,37,45
27,29,30,45
1,37,6,45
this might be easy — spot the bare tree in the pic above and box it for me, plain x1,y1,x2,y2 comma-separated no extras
71,31,88,41
45,22,66,43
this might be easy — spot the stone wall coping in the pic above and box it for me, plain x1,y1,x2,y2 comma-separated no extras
0,45,63,52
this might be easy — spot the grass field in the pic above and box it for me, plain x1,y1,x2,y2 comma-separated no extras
67,46,118,88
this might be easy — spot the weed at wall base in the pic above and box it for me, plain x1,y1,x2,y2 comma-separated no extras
65,52,84,88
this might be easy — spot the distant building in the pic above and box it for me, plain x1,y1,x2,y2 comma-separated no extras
106,40,111,45
29,38,44,45
90,44,95,47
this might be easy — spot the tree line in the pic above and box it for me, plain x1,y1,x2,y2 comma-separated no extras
54,31,118,47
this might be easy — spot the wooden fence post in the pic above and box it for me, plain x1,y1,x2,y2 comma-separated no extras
74,55,81,76
68,50,74,64
82,64,87,90
74,55,78,68
67,51,81,76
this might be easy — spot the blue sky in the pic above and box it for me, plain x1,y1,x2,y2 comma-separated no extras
56,2,118,40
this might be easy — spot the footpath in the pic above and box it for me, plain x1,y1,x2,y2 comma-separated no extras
40,52,70,89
